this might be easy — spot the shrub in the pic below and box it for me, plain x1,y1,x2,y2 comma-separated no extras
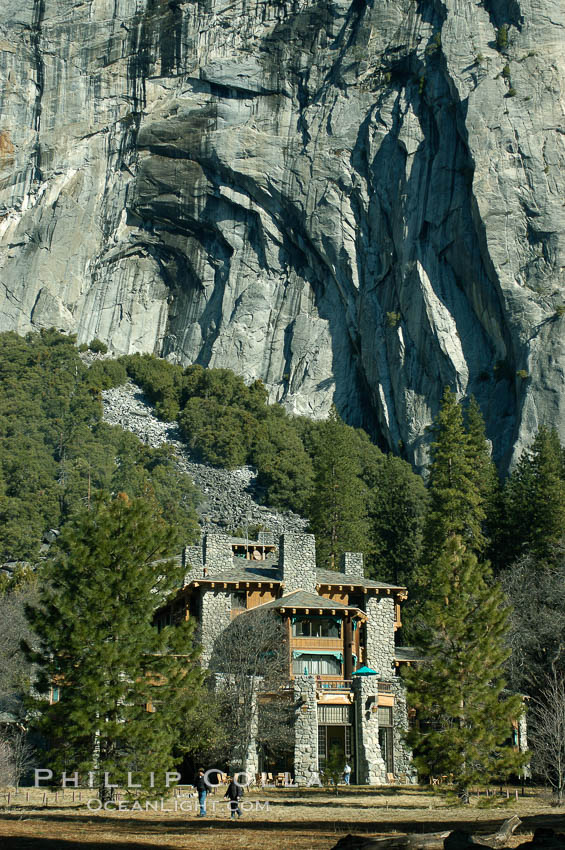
386,311,401,328
516,369,529,380
88,338,108,354
506,87,517,97
86,359,128,390
121,353,184,421
555,305,565,318
496,24,509,51
78,343,88,353
178,397,261,468
502,63,511,79
426,31,442,55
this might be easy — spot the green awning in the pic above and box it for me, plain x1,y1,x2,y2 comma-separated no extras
292,650,343,661
352,665,379,676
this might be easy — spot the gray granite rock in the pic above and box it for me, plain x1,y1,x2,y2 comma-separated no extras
0,0,564,470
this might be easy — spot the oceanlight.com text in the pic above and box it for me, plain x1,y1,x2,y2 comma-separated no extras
86,799,270,813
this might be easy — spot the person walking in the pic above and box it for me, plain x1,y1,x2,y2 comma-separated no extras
343,762,352,785
224,775,243,820
194,767,208,817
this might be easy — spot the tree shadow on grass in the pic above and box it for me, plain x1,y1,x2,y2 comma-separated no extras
2,810,565,838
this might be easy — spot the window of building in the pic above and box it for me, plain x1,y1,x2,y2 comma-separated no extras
292,617,341,638
231,591,247,611
377,706,393,726
318,726,327,759
292,652,342,676
318,705,353,724
156,612,172,633
378,705,394,774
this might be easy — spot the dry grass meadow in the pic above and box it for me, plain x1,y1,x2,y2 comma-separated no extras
1,785,564,850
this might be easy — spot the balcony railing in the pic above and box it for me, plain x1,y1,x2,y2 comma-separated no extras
316,677,353,690
314,678,393,693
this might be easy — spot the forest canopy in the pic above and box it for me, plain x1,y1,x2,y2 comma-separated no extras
0,331,200,564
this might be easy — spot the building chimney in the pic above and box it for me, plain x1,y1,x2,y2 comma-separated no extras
204,532,233,575
279,533,317,594
257,531,276,545
340,552,364,581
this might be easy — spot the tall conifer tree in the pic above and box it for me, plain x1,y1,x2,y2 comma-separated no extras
307,406,370,568
499,426,565,568
465,396,500,552
422,388,485,563
405,536,526,799
26,494,205,800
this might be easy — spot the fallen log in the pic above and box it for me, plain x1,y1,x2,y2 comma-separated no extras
475,816,522,847
331,816,522,850
332,834,451,850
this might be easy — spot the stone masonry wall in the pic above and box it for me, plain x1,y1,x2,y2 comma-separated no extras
353,677,387,785
280,533,317,594
200,590,232,666
204,532,233,575
391,677,417,782
293,675,319,785
257,531,276,545
183,543,203,584
365,596,395,677
340,552,364,580
244,689,260,779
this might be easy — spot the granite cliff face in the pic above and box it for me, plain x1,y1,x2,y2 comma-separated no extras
0,0,564,469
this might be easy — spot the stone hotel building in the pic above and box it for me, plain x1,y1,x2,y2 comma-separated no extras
158,531,415,785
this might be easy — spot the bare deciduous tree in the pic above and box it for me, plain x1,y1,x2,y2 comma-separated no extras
502,549,565,692
0,587,37,720
0,729,35,789
0,739,14,787
209,610,291,772
528,672,565,804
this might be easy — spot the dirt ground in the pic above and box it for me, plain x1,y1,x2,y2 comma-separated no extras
1,786,564,850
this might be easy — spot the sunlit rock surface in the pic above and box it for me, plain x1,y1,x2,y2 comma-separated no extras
0,0,564,469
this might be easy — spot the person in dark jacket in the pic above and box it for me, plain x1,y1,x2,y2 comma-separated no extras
194,768,208,816
224,775,242,819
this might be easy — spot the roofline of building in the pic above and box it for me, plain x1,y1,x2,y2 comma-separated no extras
181,575,407,598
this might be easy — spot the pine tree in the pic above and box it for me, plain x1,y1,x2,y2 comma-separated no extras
465,396,500,554
499,426,565,568
307,407,370,569
25,493,206,800
367,454,428,585
423,388,485,562
405,536,527,799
